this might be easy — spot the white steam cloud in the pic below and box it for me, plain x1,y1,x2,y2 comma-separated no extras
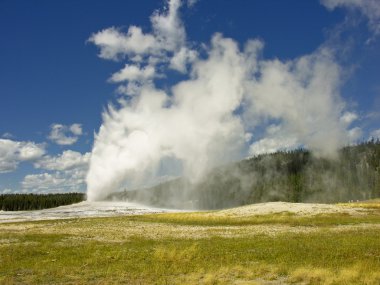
86,0,355,201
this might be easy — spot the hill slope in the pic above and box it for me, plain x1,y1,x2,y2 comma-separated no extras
108,140,380,209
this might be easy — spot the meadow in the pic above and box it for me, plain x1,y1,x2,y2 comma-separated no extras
1,201,380,285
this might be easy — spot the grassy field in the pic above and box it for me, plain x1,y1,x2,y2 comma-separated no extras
1,202,380,284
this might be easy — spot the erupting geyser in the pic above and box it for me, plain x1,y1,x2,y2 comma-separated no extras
86,0,355,201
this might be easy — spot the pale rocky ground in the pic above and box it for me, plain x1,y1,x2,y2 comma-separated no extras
0,200,367,224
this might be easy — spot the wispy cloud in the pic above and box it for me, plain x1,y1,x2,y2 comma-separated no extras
186,0,198,8
1,132,14,139
321,0,380,40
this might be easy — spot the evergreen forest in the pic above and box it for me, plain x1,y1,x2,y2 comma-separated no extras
0,193,85,211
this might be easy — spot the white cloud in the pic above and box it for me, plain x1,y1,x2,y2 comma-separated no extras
348,126,362,142
0,139,45,173
23,150,90,194
244,132,253,142
69,123,83,136
115,82,144,96
249,125,300,156
48,123,83,145
34,150,90,171
150,0,186,52
169,47,198,73
21,168,87,193
88,26,157,60
109,64,156,82
340,111,358,125
0,188,12,194
321,0,380,36
22,173,65,190
89,0,186,61
90,0,192,97
370,128,380,140
18,143,45,161
249,137,299,156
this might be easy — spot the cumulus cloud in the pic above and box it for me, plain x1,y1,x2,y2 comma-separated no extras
48,123,83,145
21,150,90,194
89,0,185,59
22,173,64,190
34,150,90,171
21,169,87,193
89,0,194,97
88,26,156,60
86,0,356,201
70,123,83,136
109,64,156,83
169,47,198,73
321,0,380,36
0,139,45,173
150,0,185,52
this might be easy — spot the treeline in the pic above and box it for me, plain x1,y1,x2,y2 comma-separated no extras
0,193,85,211
192,139,380,208
109,140,380,209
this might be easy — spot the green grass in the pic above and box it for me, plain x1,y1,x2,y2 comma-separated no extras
1,208,380,284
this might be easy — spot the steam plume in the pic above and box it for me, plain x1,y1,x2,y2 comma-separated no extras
86,0,353,201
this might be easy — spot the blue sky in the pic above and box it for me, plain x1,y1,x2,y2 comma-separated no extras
0,0,379,195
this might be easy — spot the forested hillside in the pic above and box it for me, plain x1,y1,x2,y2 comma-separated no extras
0,193,85,211
109,140,380,209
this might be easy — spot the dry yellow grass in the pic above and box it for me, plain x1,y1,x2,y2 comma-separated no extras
1,201,379,284
339,199,380,209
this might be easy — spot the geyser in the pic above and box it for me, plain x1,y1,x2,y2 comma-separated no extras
86,0,355,201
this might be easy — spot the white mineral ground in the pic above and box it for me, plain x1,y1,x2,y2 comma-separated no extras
0,201,180,223
216,201,366,217
0,201,367,223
